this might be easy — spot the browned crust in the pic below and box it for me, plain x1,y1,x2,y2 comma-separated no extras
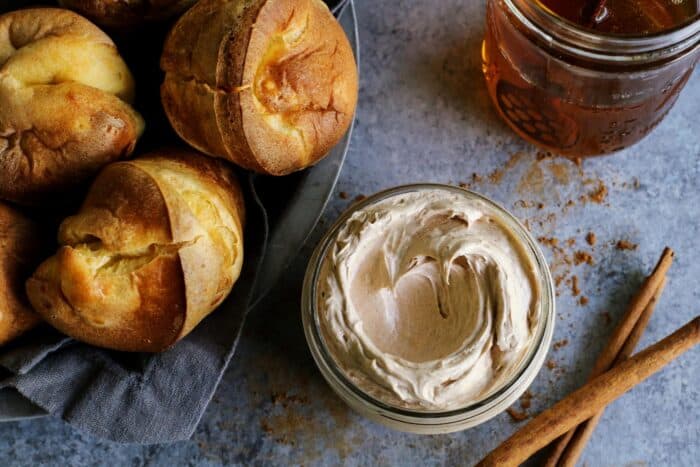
58,0,197,27
161,0,358,175
0,8,144,205
239,0,358,174
161,0,265,171
26,149,245,352
0,202,45,345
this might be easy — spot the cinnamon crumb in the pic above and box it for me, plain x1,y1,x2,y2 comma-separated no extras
515,200,536,209
553,339,569,350
339,191,349,199
587,181,608,204
571,275,580,296
574,251,594,266
562,252,573,266
505,152,524,169
271,392,308,408
586,232,597,246
506,407,529,422
537,236,559,248
488,169,504,184
519,390,533,410
579,296,589,306
615,240,638,251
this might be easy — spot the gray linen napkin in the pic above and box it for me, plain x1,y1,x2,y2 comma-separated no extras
0,174,268,443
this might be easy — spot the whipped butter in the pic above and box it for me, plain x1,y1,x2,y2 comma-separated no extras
316,188,541,410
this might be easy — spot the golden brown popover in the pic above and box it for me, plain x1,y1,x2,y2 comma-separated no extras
58,0,197,27
161,0,358,176
0,202,46,345
0,8,144,205
26,149,245,352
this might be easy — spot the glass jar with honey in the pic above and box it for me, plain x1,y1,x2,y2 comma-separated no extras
482,0,700,156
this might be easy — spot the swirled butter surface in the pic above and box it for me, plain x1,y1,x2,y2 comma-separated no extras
316,189,541,410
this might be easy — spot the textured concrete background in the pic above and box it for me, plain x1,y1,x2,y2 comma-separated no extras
2,0,699,465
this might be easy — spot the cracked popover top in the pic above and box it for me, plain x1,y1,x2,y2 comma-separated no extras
0,8,144,205
26,149,245,352
161,0,358,175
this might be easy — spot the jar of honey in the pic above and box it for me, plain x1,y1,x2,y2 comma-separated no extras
482,0,700,156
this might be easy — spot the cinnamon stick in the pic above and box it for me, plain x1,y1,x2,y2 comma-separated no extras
543,248,673,467
476,316,700,467
617,278,667,364
556,278,667,467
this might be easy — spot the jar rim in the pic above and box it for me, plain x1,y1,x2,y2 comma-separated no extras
301,184,556,430
505,0,700,62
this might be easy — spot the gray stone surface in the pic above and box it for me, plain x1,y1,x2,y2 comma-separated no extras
1,0,699,465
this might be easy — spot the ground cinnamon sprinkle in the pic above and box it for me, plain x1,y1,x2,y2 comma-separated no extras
616,240,638,251
489,168,505,184
271,392,308,408
553,339,569,351
586,232,597,246
505,152,525,169
587,180,608,204
506,407,529,422
519,390,533,410
574,251,594,266
554,274,566,287
571,275,580,296
515,200,537,209
538,236,559,248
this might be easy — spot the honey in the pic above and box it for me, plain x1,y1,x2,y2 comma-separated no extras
482,0,700,156
541,0,697,34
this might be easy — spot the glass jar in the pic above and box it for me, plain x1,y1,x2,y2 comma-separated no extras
301,184,556,434
482,0,700,157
